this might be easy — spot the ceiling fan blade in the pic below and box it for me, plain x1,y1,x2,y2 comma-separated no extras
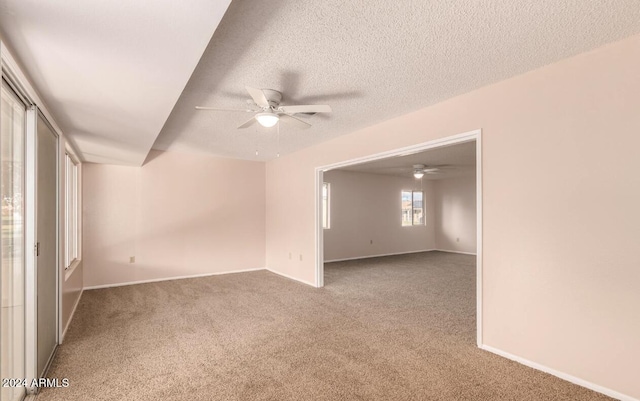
237,116,257,129
195,106,253,112
279,105,332,114
280,114,311,129
245,86,270,108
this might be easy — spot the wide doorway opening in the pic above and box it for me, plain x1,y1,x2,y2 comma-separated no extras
315,130,482,345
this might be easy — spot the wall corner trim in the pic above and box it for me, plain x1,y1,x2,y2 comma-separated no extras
479,344,638,401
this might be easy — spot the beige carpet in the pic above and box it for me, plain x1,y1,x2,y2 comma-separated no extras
37,252,612,400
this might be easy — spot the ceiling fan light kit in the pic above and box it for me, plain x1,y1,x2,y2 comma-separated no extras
256,112,279,128
413,171,424,179
196,86,332,130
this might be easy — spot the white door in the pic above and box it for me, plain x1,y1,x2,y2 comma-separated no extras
35,113,57,377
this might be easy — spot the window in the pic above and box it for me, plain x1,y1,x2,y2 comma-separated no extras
322,182,330,229
64,153,79,268
402,190,424,226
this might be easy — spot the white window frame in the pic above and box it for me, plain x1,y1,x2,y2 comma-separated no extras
64,152,79,269
401,190,424,226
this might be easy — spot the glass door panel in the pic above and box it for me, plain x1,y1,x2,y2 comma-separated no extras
1,82,27,401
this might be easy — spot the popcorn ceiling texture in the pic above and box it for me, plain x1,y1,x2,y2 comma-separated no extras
154,0,640,161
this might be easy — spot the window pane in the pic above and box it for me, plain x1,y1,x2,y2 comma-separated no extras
413,191,424,226
412,191,424,225
72,163,77,260
401,190,412,226
65,156,70,266
322,182,329,229
65,153,79,267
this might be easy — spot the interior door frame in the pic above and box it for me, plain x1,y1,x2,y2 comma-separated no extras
314,129,483,346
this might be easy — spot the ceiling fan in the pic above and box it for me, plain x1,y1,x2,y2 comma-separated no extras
195,86,332,129
413,164,448,178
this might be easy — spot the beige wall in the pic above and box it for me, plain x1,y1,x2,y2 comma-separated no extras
433,176,476,254
266,34,640,398
83,150,266,288
323,170,435,261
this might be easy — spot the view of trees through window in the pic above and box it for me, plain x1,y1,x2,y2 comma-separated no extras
402,190,424,226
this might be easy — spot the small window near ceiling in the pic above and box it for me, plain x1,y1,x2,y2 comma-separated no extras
322,182,330,229
65,153,79,269
402,190,424,226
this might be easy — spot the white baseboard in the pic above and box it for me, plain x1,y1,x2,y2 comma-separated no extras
83,267,266,290
434,249,477,256
265,268,316,287
480,344,637,401
324,249,436,263
61,288,84,342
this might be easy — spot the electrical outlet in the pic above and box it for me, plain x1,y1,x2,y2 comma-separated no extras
370,240,373,244
289,252,292,259
129,256,135,263
299,254,303,261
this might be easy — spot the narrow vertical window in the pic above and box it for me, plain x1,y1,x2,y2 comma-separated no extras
322,182,330,229
65,153,79,268
401,190,424,226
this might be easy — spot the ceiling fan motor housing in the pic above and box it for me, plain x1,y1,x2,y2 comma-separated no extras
261,89,282,108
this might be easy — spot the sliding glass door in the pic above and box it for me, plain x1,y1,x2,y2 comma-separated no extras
1,81,27,401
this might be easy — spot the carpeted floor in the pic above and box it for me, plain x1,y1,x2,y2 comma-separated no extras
37,251,612,400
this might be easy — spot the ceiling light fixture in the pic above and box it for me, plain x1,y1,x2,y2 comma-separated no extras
413,171,424,179
255,112,279,128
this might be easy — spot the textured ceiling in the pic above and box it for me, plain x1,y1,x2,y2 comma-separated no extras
2,1,640,165
154,0,640,162
338,140,476,180
0,0,231,165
